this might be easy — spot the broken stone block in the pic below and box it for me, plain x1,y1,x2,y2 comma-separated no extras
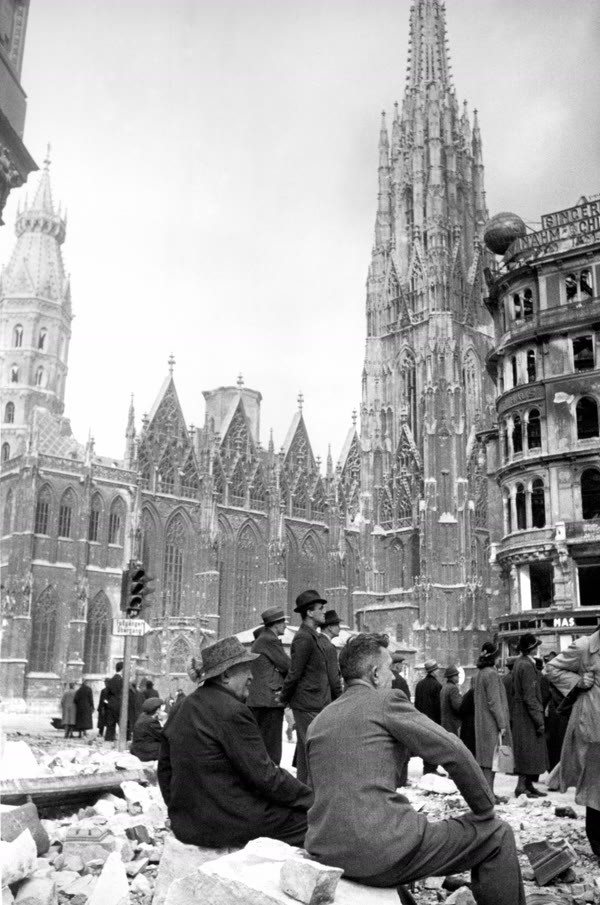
92,799,116,819
554,806,578,819
113,836,135,863
153,834,239,905
64,875,97,898
416,773,458,795
130,873,152,897
13,877,57,905
0,829,37,886
424,876,445,889
280,859,343,905
523,839,578,886
1,803,50,857
2,887,14,905
125,825,152,845
87,852,129,905
120,781,151,815
51,871,80,892
63,852,85,872
125,858,148,877
116,754,143,771
62,826,116,865
445,889,476,905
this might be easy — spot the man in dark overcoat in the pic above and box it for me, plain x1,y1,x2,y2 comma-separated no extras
512,633,548,798
97,678,110,737
318,609,343,701
246,606,291,764
414,659,442,774
73,679,94,738
157,636,312,849
130,697,167,761
440,665,462,736
104,661,123,743
305,634,526,905
280,590,331,785
390,652,411,787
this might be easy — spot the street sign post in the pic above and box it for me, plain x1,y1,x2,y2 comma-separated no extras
115,619,152,752
113,619,152,637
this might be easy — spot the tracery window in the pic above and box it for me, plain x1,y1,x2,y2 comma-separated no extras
311,482,325,519
213,459,225,503
141,509,158,572
531,478,546,528
163,515,186,616
576,397,599,440
181,453,200,498
527,409,541,449
292,484,308,519
4,402,15,423
230,462,246,507
3,488,14,535
387,539,404,589
58,488,75,538
83,592,111,674
35,485,52,534
29,587,58,672
108,497,125,545
169,637,191,675
13,324,23,347
400,352,417,437
88,493,102,542
157,449,176,495
581,469,600,520
249,470,267,511
235,524,261,629
379,491,393,529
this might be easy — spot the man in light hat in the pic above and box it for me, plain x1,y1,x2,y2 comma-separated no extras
281,590,331,784
157,636,312,849
440,665,462,736
512,633,548,798
246,606,291,764
414,659,442,775
319,609,344,702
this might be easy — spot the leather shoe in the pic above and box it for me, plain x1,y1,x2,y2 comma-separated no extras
526,786,547,798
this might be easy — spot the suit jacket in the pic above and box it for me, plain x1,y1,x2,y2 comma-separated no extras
414,673,441,724
106,672,123,714
281,623,331,713
157,682,312,848
440,681,462,735
305,683,494,877
391,674,411,701
318,634,343,701
246,628,291,709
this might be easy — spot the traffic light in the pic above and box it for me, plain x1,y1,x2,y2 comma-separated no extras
120,562,154,618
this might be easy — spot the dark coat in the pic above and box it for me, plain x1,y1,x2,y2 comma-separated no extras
73,684,94,730
473,661,512,769
512,655,548,775
392,674,411,701
97,687,109,731
458,687,476,756
246,628,291,709
318,634,343,701
131,689,146,725
502,671,515,722
106,672,123,715
61,689,76,726
130,712,163,761
305,683,495,878
281,623,331,714
440,681,462,735
414,674,441,724
157,682,312,848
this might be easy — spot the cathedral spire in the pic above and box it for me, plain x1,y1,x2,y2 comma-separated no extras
375,111,391,248
406,0,453,95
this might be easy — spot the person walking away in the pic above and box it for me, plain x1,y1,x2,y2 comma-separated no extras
458,678,476,758
541,651,569,772
305,633,526,905
247,606,291,764
512,634,548,798
61,683,77,738
440,665,462,736
473,641,512,803
546,621,600,859
104,661,123,743
319,609,344,700
280,590,331,785
130,697,167,761
414,659,442,774
74,679,94,738
97,678,110,737
390,653,411,786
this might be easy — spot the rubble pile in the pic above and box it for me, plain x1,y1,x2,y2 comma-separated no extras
0,740,146,781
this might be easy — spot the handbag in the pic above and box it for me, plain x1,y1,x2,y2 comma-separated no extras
492,732,514,774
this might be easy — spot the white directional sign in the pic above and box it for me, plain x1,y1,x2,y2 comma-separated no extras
113,619,152,637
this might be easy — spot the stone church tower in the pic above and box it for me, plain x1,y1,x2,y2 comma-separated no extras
355,0,501,667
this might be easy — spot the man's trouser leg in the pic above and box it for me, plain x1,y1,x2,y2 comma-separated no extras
586,807,600,857
104,709,118,742
260,803,308,847
292,709,319,785
353,813,525,905
251,707,284,764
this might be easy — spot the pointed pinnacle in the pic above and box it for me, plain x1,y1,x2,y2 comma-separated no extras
168,353,175,375
43,143,51,170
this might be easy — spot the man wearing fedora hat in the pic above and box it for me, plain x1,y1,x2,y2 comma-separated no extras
512,633,548,798
440,665,462,737
319,609,344,701
157,636,312,849
414,659,442,775
246,606,291,764
281,590,335,784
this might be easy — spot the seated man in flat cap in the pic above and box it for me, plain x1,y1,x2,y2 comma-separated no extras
246,606,291,764
157,636,312,849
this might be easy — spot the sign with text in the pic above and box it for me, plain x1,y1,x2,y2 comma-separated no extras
506,197,600,260
113,618,152,637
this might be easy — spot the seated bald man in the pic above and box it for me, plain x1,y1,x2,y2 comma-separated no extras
158,636,312,849
305,633,525,905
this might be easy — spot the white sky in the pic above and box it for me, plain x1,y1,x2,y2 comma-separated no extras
1,0,599,465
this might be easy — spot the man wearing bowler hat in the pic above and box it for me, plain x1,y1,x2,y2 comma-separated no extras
157,636,312,848
512,633,548,798
319,609,344,701
281,590,333,784
246,606,291,764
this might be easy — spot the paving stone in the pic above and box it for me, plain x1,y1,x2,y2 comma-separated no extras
280,858,343,905
13,877,57,905
0,829,38,886
87,852,129,905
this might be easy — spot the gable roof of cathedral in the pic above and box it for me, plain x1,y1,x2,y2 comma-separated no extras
282,409,316,474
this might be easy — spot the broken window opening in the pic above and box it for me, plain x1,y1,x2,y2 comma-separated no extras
527,349,537,383
581,468,600,520
527,409,541,449
516,483,526,530
576,397,599,440
523,289,534,319
531,478,546,528
512,415,523,454
573,336,594,372
511,355,518,387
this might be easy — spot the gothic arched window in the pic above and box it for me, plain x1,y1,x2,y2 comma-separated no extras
10,365,18,383
157,449,176,495
576,397,599,440
163,515,186,616
516,483,526,530
29,587,58,672
387,539,404,589
249,469,267,511
169,636,191,675
527,409,541,450
13,324,23,347
230,462,246,507
108,496,125,545
1,442,10,463
235,524,261,630
512,415,523,454
141,508,158,572
297,533,323,599
531,478,545,528
83,592,111,674
38,328,47,350
581,469,600,520
35,366,45,387
463,350,481,427
311,481,325,520
58,488,76,539
3,489,14,536
88,492,103,542
4,402,14,423
292,484,308,519
181,453,200,498
35,485,52,534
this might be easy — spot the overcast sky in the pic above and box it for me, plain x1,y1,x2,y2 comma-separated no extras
1,0,598,465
